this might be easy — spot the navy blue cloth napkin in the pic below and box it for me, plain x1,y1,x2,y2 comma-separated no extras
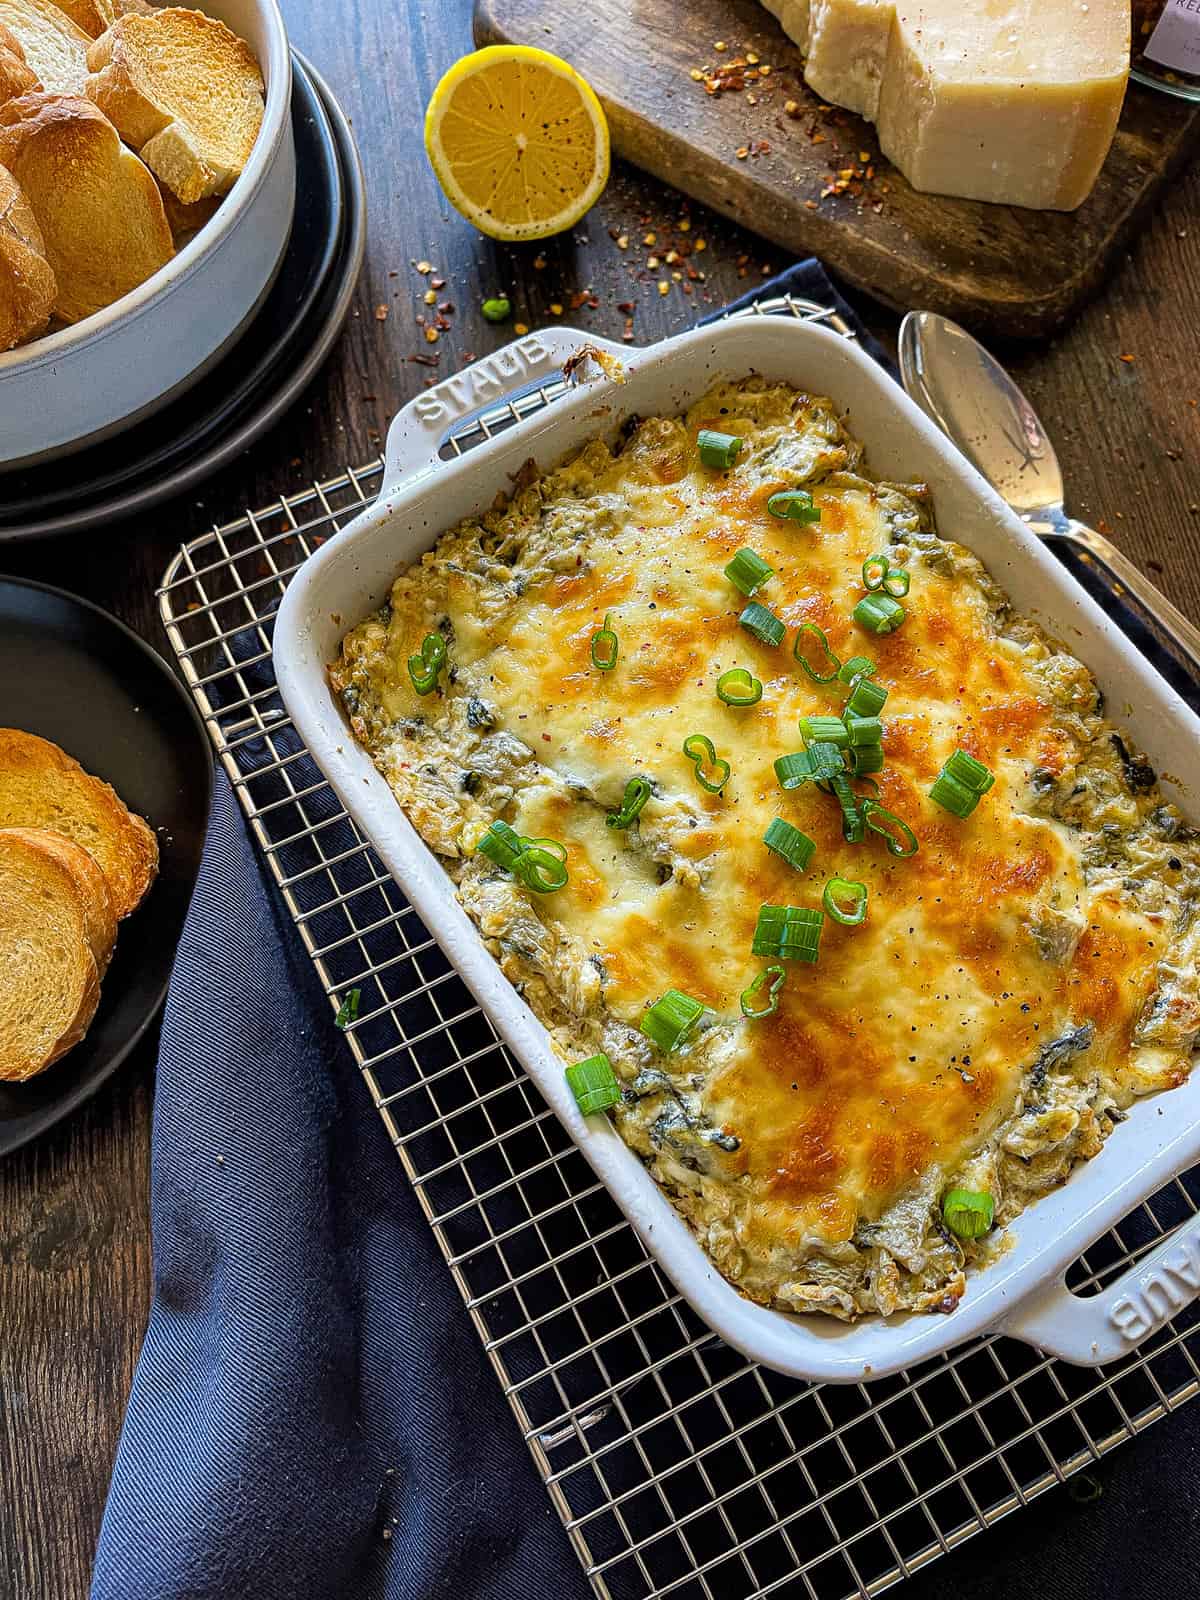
93,261,1195,1600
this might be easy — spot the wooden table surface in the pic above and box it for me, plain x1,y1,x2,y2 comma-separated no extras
3,2,1200,1595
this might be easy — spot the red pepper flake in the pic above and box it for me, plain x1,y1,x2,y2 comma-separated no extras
408,353,439,366
1119,353,1136,363
430,277,446,290
374,304,389,321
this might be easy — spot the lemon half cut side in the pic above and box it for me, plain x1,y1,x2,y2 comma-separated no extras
425,45,611,242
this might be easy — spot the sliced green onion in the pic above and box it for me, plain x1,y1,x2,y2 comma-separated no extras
740,965,786,1019
837,654,876,685
831,773,865,843
334,987,361,1029
591,613,619,671
883,567,910,598
846,675,888,717
739,601,785,647
408,631,447,694
697,428,742,469
514,844,570,893
683,733,731,794
763,818,816,872
823,877,868,926
767,489,821,525
725,547,774,596
847,743,884,776
862,553,890,591
942,1189,995,1239
641,988,706,1051
716,667,763,707
774,750,817,790
793,622,841,683
810,740,846,781
481,296,512,323
854,594,906,634
476,819,526,869
752,904,824,963
607,777,652,830
863,800,919,857
929,771,980,818
799,715,849,748
944,748,995,794
566,1054,621,1116
844,715,882,747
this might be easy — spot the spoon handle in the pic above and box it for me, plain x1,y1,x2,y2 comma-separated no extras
1045,518,1200,681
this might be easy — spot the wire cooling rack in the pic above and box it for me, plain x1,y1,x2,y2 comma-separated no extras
159,295,1200,1600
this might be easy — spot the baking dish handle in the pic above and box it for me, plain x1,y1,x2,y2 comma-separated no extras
382,326,631,491
1001,1209,1200,1365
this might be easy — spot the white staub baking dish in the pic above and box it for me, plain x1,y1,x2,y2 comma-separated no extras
275,317,1200,1383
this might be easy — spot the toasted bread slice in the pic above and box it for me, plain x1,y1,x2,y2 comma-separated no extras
0,161,55,348
0,92,173,324
0,728,158,919
0,19,40,105
156,177,219,243
85,7,263,203
0,827,101,1082
0,0,90,95
56,0,151,39
2,824,116,972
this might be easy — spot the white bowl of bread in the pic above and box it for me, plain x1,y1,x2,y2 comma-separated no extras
0,0,294,470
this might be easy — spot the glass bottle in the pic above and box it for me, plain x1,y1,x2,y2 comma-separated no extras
1132,1,1200,101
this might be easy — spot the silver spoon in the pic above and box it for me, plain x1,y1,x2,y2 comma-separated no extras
897,309,1200,679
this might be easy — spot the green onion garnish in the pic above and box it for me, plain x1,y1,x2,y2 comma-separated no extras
942,1189,995,1239
334,987,361,1029
591,613,619,672
844,715,882,747
799,715,849,748
739,602,785,647
808,740,846,781
854,594,906,634
513,843,570,893
863,800,918,857
752,904,824,963
823,877,868,926
481,296,512,323
774,750,816,790
832,773,865,843
740,965,786,1019
697,429,742,469
476,819,526,870
929,771,979,818
846,675,888,717
641,988,706,1051
944,749,996,794
607,777,652,830
883,567,910,598
837,654,876,685
683,733,731,794
408,631,447,694
862,553,890,590
763,818,816,872
725,547,774,596
793,622,841,683
767,489,821,525
716,667,763,706
566,1053,621,1116
847,743,884,776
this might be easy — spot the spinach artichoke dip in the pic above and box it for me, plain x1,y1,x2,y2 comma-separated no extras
331,377,1200,1322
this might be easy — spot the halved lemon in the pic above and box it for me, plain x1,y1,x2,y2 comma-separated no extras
425,45,610,242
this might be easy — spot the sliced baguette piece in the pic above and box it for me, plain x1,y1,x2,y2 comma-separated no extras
0,0,91,95
0,19,40,105
2,824,116,972
156,178,219,243
0,727,158,919
85,7,263,203
0,91,173,324
0,160,55,348
56,0,151,39
0,826,101,1082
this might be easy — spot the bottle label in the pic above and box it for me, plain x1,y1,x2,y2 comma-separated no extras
1146,0,1200,73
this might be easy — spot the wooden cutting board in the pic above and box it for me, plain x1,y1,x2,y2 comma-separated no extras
474,0,1200,338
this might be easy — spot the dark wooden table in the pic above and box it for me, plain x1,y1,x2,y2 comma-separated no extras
3,3,1200,1596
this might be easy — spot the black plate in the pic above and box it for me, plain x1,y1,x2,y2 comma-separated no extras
0,580,212,1155
0,53,366,540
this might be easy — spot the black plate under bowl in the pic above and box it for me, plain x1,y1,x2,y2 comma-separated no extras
0,52,365,540
0,580,212,1155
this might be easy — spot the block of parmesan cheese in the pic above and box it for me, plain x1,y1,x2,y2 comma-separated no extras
766,0,1129,211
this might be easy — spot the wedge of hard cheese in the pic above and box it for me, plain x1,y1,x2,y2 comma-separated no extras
766,0,1129,211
